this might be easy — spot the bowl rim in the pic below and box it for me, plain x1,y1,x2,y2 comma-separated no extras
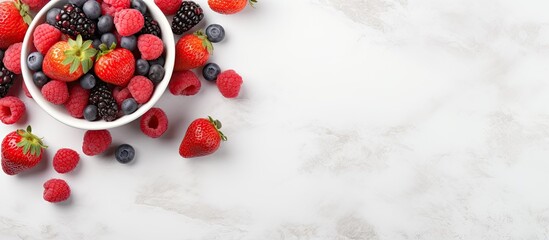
20,0,175,130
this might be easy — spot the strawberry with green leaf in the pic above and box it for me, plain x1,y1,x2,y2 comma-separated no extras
1,126,47,175
174,30,213,71
0,0,32,49
42,35,97,82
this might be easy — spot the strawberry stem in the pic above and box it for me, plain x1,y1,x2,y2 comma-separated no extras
14,0,32,24
208,116,227,141
195,30,214,54
249,0,258,7
15,125,47,156
63,35,97,74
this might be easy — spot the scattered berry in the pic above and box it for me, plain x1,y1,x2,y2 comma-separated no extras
149,56,165,66
92,39,102,49
64,85,90,118
82,129,112,156
89,83,119,121
97,15,114,33
137,34,163,60
128,76,153,104
101,2,123,16
115,144,135,164
55,4,97,39
136,59,150,76
208,0,257,15
154,0,180,15
0,50,3,63
0,66,16,98
217,70,242,98
121,35,137,51
41,80,69,105
83,0,101,20
1,126,46,175
114,9,145,37
21,0,49,9
205,24,225,43
22,83,32,99
0,96,25,125
140,14,161,37
113,87,131,107
104,0,130,8
43,179,70,203
174,31,211,71
42,36,97,82
172,1,204,35
101,33,117,48
121,98,138,115
3,43,22,74
27,52,43,71
202,63,221,82
140,108,168,138
0,0,30,49
33,23,62,55
33,71,49,88
46,8,61,25
79,74,96,90
169,70,201,96
53,148,80,174
131,0,147,14
84,105,98,121
148,64,165,83
179,116,227,158
68,0,87,7
94,46,135,86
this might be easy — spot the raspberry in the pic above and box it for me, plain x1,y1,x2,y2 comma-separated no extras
41,80,69,105
169,70,201,96
0,96,25,125
137,34,164,60
103,0,130,8
53,148,80,174
101,2,125,16
3,43,22,74
64,85,90,118
33,24,62,55
23,83,32,99
154,0,181,15
21,0,49,9
140,108,168,138
217,70,243,98
82,129,112,156
113,87,131,107
128,76,153,104
114,9,144,37
43,179,71,203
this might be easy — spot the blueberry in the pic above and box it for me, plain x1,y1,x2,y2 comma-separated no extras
83,0,101,20
32,71,49,88
115,144,135,164
84,105,98,121
148,64,165,83
80,74,96,90
46,8,61,26
205,24,225,43
131,0,147,14
136,59,150,76
92,39,102,49
120,35,137,51
202,63,221,82
121,98,138,115
68,0,87,7
27,52,43,71
149,56,165,67
97,15,114,34
101,33,117,48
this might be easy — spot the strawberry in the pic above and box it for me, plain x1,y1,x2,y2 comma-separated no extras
174,30,212,71
179,116,227,158
208,0,257,15
94,43,136,86
42,35,97,82
0,0,31,49
1,126,47,175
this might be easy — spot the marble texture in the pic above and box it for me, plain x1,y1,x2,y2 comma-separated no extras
2,0,549,239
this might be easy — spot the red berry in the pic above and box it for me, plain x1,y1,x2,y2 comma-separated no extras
82,130,112,156
43,179,70,203
113,87,131,107
128,76,153,104
21,0,49,9
3,43,22,74
33,24,62,55
0,1,29,49
22,83,32,99
64,85,90,118
103,0,130,8
53,148,79,174
154,0,180,15
0,96,25,125
140,108,168,138
114,9,144,36
169,70,201,96
216,70,242,98
179,117,227,158
41,80,69,105
137,34,164,60
101,2,124,16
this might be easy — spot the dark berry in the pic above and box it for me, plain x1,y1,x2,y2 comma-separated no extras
205,24,225,43
0,66,16,98
54,4,97,39
0,50,3,63
46,8,61,26
101,33,117,48
121,98,138,115
97,15,113,33
149,56,164,66
131,0,147,14
148,64,165,83
89,83,118,121
27,52,43,71
140,15,161,37
68,0,87,7
115,144,135,164
80,74,96,90
171,1,203,35
33,71,49,88
84,105,98,121
136,59,149,76
92,39,102,49
83,0,101,20
202,63,221,82
120,35,137,51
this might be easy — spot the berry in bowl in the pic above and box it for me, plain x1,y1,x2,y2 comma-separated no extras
21,0,174,130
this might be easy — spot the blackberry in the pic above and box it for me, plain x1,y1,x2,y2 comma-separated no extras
89,82,119,122
171,1,204,35
0,65,16,99
55,4,97,39
140,15,161,37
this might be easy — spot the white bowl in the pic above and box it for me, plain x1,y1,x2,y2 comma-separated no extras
21,0,175,130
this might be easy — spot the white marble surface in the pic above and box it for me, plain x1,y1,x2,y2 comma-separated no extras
3,0,549,239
